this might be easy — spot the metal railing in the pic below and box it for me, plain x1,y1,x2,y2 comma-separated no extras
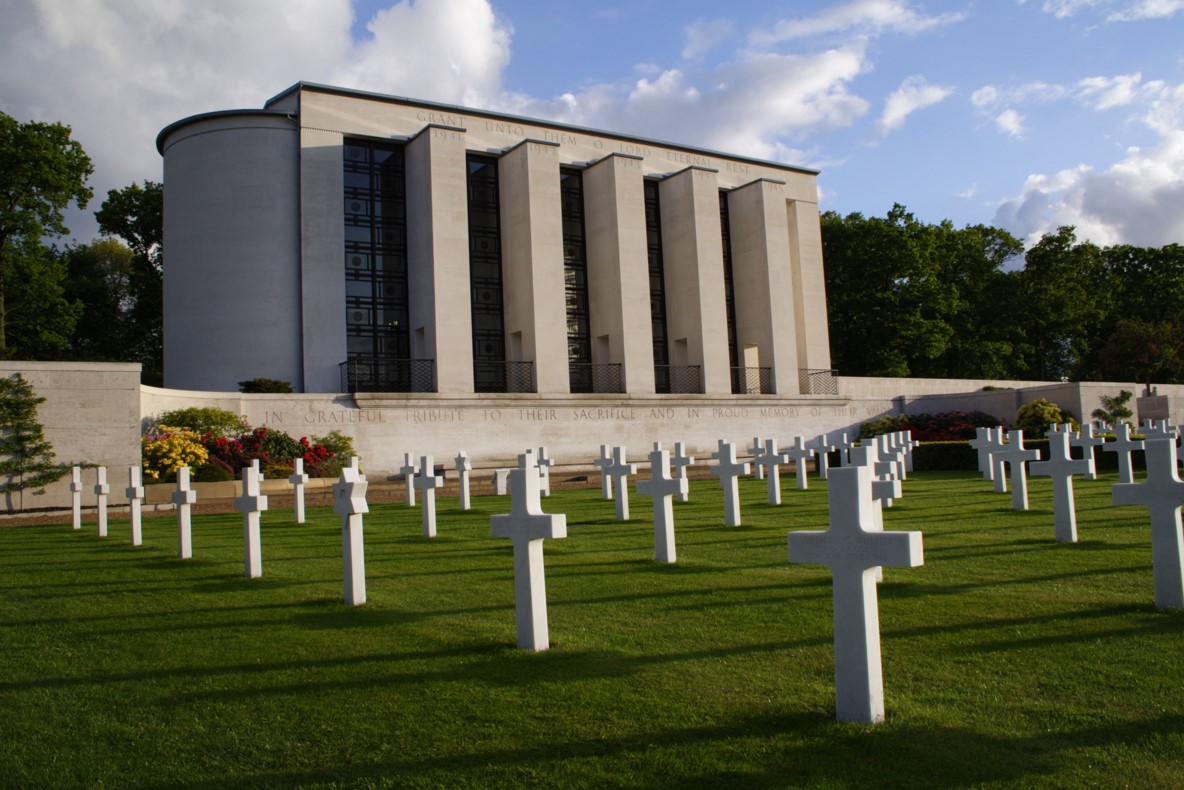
569,363,624,394
474,360,535,393
731,366,773,395
654,365,703,394
799,368,839,395
340,357,435,393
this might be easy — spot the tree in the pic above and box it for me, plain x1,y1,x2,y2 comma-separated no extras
95,181,162,384
0,112,93,356
1097,318,1184,387
1091,390,1134,426
3,238,80,358
61,238,136,360
0,373,66,511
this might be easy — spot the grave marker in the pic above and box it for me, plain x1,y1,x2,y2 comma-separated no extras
787,464,924,724
604,446,638,520
813,434,837,480
126,466,144,546
69,466,83,530
969,427,996,481
490,450,567,651
710,440,750,527
1030,429,1092,542
1113,437,1184,608
172,466,196,559
994,430,1043,510
1071,424,1105,481
491,468,511,495
592,445,615,500
749,437,766,480
670,442,694,502
987,428,1008,492
415,455,444,537
455,451,472,511
333,466,369,606
289,458,309,524
400,452,417,506
784,437,815,490
537,446,554,496
94,466,109,537
637,446,688,563
756,439,790,505
235,466,268,578
833,433,856,467
1103,422,1144,485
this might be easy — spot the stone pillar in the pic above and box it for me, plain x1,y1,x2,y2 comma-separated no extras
786,199,833,373
299,127,347,393
583,153,655,393
725,179,800,394
658,167,732,395
406,125,474,393
499,140,569,394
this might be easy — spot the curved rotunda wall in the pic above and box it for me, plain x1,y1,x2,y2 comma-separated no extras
161,113,303,392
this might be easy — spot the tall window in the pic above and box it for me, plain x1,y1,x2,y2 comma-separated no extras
645,180,672,393
343,140,409,365
467,155,507,392
719,191,741,392
561,167,592,392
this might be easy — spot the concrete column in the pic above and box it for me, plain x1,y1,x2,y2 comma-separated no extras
726,179,800,394
582,154,655,394
406,125,474,394
657,167,731,395
499,140,569,394
787,200,833,372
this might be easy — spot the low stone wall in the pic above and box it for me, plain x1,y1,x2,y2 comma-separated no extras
4,361,1180,514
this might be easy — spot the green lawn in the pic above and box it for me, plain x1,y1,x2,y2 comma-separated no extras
1,470,1182,788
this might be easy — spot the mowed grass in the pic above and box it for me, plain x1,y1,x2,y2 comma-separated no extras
1,470,1183,788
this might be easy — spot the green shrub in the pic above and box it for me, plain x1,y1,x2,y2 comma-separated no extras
262,461,295,479
239,378,293,393
192,462,235,483
1091,390,1134,425
307,456,344,479
859,415,908,439
911,441,978,471
313,430,354,459
155,407,249,439
258,428,303,463
1015,399,1078,437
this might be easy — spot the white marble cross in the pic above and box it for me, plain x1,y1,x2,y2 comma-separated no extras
710,440,750,527
490,450,567,651
235,465,268,578
784,436,815,490
455,451,473,511
333,465,369,606
787,463,924,724
749,437,766,480
69,465,83,530
969,427,996,481
491,468,511,495
670,442,694,502
1071,424,1105,481
637,445,688,563
126,466,145,546
604,446,638,520
756,438,791,505
833,432,856,467
1140,419,1175,442
289,458,309,524
348,455,366,480
901,431,917,474
592,445,615,500
400,452,417,506
1030,429,1092,542
1113,437,1184,608
94,466,109,538
995,430,1042,510
537,446,554,496
414,455,444,537
251,457,264,481
987,428,1008,492
1103,422,1144,485
172,466,196,559
813,433,837,480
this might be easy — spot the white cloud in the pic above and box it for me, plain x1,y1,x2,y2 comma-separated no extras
1039,0,1103,18
682,19,735,60
875,75,953,134
995,109,1027,138
1108,0,1184,19
994,83,1184,246
1075,72,1152,109
750,0,965,47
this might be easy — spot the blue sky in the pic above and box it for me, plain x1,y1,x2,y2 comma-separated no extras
2,0,1182,248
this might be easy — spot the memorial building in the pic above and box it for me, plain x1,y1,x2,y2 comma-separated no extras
158,82,834,398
